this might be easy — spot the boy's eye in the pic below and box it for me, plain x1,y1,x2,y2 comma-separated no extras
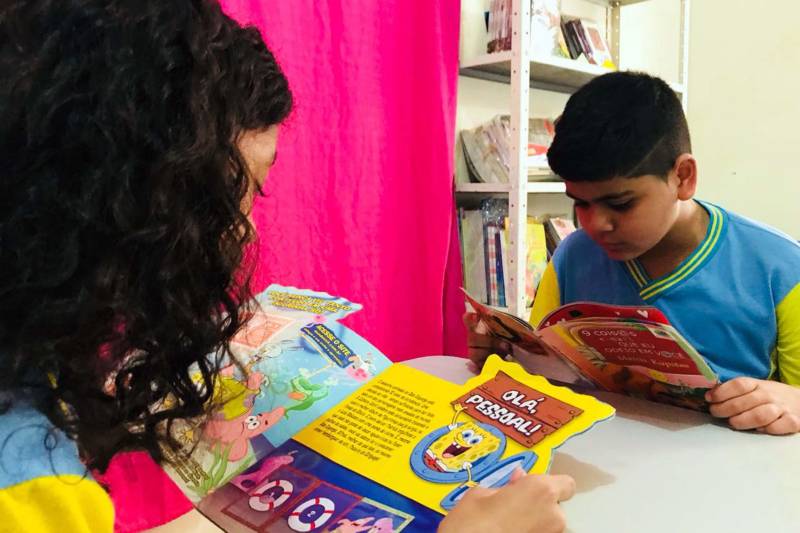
573,201,589,209
608,201,633,212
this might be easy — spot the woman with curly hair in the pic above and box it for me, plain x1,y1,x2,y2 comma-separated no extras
0,1,574,531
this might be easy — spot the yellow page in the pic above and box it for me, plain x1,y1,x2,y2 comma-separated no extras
293,356,614,513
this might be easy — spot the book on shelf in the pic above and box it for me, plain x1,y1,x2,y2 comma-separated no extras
464,291,720,411
562,17,616,70
484,1,615,71
487,0,511,53
459,209,488,305
544,216,576,257
524,218,548,307
531,0,570,59
577,18,615,69
459,115,556,185
163,284,615,531
459,201,565,310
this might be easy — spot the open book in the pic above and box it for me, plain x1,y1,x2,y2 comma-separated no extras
464,291,720,411
164,285,615,532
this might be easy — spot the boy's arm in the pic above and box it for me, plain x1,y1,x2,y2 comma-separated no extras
528,262,561,328
775,284,800,385
706,284,800,435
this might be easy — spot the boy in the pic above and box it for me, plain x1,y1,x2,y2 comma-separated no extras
467,71,800,435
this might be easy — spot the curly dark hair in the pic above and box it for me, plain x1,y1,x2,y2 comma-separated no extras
0,0,292,470
547,71,690,182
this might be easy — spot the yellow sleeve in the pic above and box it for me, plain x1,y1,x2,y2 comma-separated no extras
0,474,114,533
528,262,561,329
775,284,800,386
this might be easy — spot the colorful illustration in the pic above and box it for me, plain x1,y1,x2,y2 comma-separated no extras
465,291,720,410
164,286,393,501
167,287,615,531
292,358,615,514
198,441,440,532
408,368,595,510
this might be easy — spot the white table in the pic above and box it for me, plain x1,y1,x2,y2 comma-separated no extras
406,356,800,533
151,355,800,533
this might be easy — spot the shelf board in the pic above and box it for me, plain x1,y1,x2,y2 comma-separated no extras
455,181,566,194
460,51,613,93
582,0,654,6
460,51,685,95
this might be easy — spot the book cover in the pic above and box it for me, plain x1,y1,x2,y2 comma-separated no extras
531,0,568,59
196,357,614,531
163,286,393,502
525,219,548,308
170,286,615,531
567,20,593,64
463,291,720,411
461,210,488,305
578,19,615,70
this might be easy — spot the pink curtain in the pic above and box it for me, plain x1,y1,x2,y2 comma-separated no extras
104,1,465,530
231,0,467,360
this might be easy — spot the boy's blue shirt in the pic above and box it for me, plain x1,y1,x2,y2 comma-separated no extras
530,200,800,385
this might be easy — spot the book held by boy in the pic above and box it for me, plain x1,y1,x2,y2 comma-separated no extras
163,285,615,532
464,290,720,411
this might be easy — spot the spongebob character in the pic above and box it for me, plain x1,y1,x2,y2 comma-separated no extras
423,405,500,481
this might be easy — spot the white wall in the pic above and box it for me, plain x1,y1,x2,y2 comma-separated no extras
688,0,800,237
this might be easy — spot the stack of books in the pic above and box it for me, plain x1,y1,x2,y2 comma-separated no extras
458,199,576,309
486,0,616,70
459,115,556,184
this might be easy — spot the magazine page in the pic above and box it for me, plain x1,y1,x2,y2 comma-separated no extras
463,290,587,384
287,357,615,516
164,285,393,502
463,290,542,352
535,302,719,410
197,440,442,532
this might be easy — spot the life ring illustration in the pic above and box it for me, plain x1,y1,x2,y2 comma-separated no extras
248,478,294,512
287,496,336,531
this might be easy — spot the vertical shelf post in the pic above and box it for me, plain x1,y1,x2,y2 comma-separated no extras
679,0,691,110
508,0,531,318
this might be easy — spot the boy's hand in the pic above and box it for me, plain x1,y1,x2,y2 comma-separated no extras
706,377,800,435
437,469,575,533
464,312,511,369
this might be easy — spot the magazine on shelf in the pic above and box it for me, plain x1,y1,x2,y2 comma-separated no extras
164,285,615,532
460,116,556,184
464,290,720,411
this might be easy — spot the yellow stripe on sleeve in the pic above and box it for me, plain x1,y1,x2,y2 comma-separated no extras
0,474,114,533
775,283,800,386
529,262,561,329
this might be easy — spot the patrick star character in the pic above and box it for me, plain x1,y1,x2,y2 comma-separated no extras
328,517,395,533
203,366,285,461
231,451,297,492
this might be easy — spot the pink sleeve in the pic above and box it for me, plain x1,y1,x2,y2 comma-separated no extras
95,452,192,533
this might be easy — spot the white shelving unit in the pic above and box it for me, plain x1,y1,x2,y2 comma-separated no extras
456,0,690,318
456,181,566,194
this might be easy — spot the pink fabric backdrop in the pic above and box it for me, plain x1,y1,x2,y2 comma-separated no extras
104,1,465,530
233,0,467,360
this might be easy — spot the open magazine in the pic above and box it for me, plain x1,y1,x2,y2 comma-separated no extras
164,285,615,532
464,290,720,411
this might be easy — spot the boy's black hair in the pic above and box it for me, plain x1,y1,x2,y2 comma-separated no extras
547,71,691,182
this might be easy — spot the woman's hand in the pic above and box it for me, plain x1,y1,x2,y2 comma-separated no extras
438,470,575,533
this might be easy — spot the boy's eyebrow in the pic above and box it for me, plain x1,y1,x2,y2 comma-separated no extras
565,190,635,203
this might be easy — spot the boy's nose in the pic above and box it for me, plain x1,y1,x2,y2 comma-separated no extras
586,210,614,233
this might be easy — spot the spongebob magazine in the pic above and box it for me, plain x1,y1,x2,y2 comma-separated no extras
165,285,614,532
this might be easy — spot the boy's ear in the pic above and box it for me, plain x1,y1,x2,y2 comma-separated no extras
673,153,697,200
